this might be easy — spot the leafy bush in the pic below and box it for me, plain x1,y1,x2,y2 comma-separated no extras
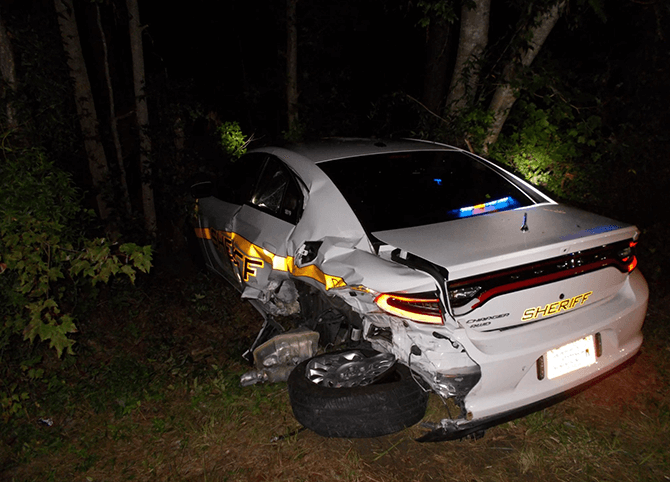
449,107,495,152
0,135,152,358
217,121,249,160
490,99,604,202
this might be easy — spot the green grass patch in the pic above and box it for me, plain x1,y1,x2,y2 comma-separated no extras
1,264,668,482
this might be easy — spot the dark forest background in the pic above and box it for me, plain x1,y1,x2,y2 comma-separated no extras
0,0,668,405
3,0,668,221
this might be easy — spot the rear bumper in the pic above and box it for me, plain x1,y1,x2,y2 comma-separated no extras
417,352,639,442
454,269,648,422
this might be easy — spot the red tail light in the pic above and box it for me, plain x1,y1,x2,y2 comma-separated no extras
375,292,443,324
622,240,638,272
447,238,640,313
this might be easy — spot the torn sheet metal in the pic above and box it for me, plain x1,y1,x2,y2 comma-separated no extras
362,313,481,402
304,237,437,294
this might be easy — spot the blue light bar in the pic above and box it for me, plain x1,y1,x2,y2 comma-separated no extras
450,196,520,219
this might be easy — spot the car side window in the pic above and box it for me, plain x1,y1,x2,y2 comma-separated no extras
214,153,266,205
249,156,304,224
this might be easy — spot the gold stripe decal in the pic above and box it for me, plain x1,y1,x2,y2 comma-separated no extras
194,228,211,239
287,259,347,290
210,229,346,290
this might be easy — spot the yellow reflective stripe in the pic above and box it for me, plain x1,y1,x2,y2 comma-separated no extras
227,232,273,265
194,228,211,239
216,230,345,290
285,258,347,290
272,255,289,271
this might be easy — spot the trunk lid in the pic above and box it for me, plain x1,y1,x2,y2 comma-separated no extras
373,204,639,330
373,204,637,280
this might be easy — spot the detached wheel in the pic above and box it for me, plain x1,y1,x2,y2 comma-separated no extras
287,350,429,438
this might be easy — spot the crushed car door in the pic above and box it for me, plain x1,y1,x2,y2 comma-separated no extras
225,155,305,299
195,154,266,291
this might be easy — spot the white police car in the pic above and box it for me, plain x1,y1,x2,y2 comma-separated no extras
191,138,648,440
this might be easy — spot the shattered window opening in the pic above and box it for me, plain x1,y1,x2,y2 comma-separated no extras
248,156,304,224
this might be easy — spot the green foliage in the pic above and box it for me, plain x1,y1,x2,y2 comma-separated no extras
450,107,495,152
489,98,605,202
416,0,458,28
217,121,249,160
0,136,152,358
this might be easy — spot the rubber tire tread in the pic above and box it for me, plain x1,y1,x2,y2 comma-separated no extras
288,355,429,438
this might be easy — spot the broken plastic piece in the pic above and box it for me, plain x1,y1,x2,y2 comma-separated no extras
38,417,53,427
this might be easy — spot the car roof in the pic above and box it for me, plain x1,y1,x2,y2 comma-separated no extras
265,137,460,164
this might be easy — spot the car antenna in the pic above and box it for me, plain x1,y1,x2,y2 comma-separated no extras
520,212,529,232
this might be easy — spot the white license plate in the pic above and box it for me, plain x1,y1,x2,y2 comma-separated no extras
546,335,596,380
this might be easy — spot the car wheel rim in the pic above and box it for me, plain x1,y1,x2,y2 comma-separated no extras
305,350,396,388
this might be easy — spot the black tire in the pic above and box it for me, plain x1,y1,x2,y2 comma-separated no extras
287,352,429,438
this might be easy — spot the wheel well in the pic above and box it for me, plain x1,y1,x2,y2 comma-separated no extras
295,282,364,347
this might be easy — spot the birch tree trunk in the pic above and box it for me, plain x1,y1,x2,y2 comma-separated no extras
96,4,132,216
0,13,17,130
286,0,299,135
126,0,157,236
54,0,111,220
445,0,490,117
484,1,565,150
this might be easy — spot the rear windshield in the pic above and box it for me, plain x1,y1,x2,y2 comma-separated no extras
318,150,540,232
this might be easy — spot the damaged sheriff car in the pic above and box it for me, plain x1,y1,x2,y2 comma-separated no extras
190,138,648,441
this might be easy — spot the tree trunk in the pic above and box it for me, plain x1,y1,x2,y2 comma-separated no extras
445,0,490,117
0,13,17,130
54,0,111,220
421,16,451,115
96,4,132,217
126,0,157,236
286,0,299,135
484,1,565,150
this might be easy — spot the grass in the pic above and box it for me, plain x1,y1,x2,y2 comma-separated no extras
1,262,669,482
